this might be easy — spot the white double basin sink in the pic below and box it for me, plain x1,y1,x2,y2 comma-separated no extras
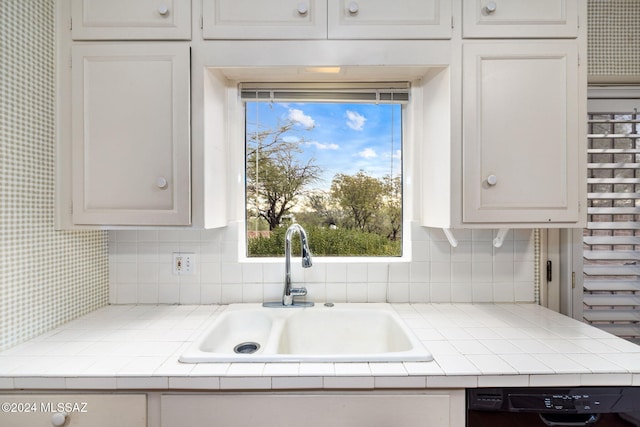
180,303,433,363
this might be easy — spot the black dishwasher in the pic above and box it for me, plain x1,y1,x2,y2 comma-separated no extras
467,387,640,427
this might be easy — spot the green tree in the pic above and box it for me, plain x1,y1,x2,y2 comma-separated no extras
330,171,385,232
304,190,342,227
381,175,402,241
246,121,321,230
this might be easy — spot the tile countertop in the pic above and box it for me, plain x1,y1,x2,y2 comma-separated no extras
1,303,640,391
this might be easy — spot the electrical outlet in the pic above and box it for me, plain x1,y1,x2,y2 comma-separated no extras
172,252,195,275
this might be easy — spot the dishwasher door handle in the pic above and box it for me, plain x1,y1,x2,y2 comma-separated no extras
539,413,600,427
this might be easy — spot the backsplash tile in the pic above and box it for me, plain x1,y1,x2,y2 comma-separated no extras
0,0,109,351
109,224,535,304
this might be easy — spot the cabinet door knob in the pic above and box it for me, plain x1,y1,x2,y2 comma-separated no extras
485,2,497,14
157,177,169,189
51,412,68,427
347,1,359,14
487,174,498,186
297,2,309,15
158,5,169,16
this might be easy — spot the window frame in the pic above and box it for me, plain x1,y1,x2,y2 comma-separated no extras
232,82,418,264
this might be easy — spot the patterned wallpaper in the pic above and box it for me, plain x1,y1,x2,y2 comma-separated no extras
0,0,109,351
588,0,640,79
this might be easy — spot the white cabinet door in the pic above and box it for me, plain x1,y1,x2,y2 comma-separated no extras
161,392,465,427
463,0,578,38
71,0,191,40
0,394,146,427
327,0,451,39
462,42,580,224
202,0,327,39
71,44,191,226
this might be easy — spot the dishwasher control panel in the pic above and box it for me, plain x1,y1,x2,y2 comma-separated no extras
512,392,620,413
468,387,640,414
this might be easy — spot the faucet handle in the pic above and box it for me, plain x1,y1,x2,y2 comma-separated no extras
289,287,307,296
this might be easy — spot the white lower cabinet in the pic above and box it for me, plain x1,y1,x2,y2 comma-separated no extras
161,392,465,427
0,394,146,427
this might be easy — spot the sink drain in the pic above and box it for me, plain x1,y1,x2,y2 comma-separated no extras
234,342,260,354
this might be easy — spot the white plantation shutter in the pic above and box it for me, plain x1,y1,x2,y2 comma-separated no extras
584,91,640,344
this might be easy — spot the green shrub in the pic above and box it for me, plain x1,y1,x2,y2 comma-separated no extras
248,225,401,257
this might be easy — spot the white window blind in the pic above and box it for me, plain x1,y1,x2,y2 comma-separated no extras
239,82,410,104
584,94,640,344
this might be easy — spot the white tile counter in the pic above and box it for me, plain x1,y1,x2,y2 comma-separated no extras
1,303,639,390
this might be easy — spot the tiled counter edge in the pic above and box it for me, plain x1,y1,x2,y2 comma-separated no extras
1,303,640,391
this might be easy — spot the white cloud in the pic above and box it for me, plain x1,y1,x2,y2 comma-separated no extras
288,108,315,129
392,149,401,159
345,110,366,131
358,148,377,159
306,141,339,150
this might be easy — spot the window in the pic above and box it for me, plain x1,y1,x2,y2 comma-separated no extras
583,92,640,344
243,83,407,258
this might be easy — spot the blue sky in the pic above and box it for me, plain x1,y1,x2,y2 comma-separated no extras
246,102,402,191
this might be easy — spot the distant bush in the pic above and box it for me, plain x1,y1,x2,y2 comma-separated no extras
248,224,401,257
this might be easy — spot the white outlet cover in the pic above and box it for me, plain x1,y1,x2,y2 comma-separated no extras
172,252,195,275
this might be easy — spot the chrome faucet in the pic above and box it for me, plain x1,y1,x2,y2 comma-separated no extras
263,223,314,307
283,223,313,306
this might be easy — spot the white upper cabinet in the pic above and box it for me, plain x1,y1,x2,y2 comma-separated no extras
462,42,581,224
71,0,191,40
71,44,191,226
202,0,328,39
463,0,579,38
202,0,451,39
327,0,451,39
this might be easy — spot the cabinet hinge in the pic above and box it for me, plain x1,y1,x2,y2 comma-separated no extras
451,16,454,29
571,271,576,289
201,16,203,30
69,17,72,31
